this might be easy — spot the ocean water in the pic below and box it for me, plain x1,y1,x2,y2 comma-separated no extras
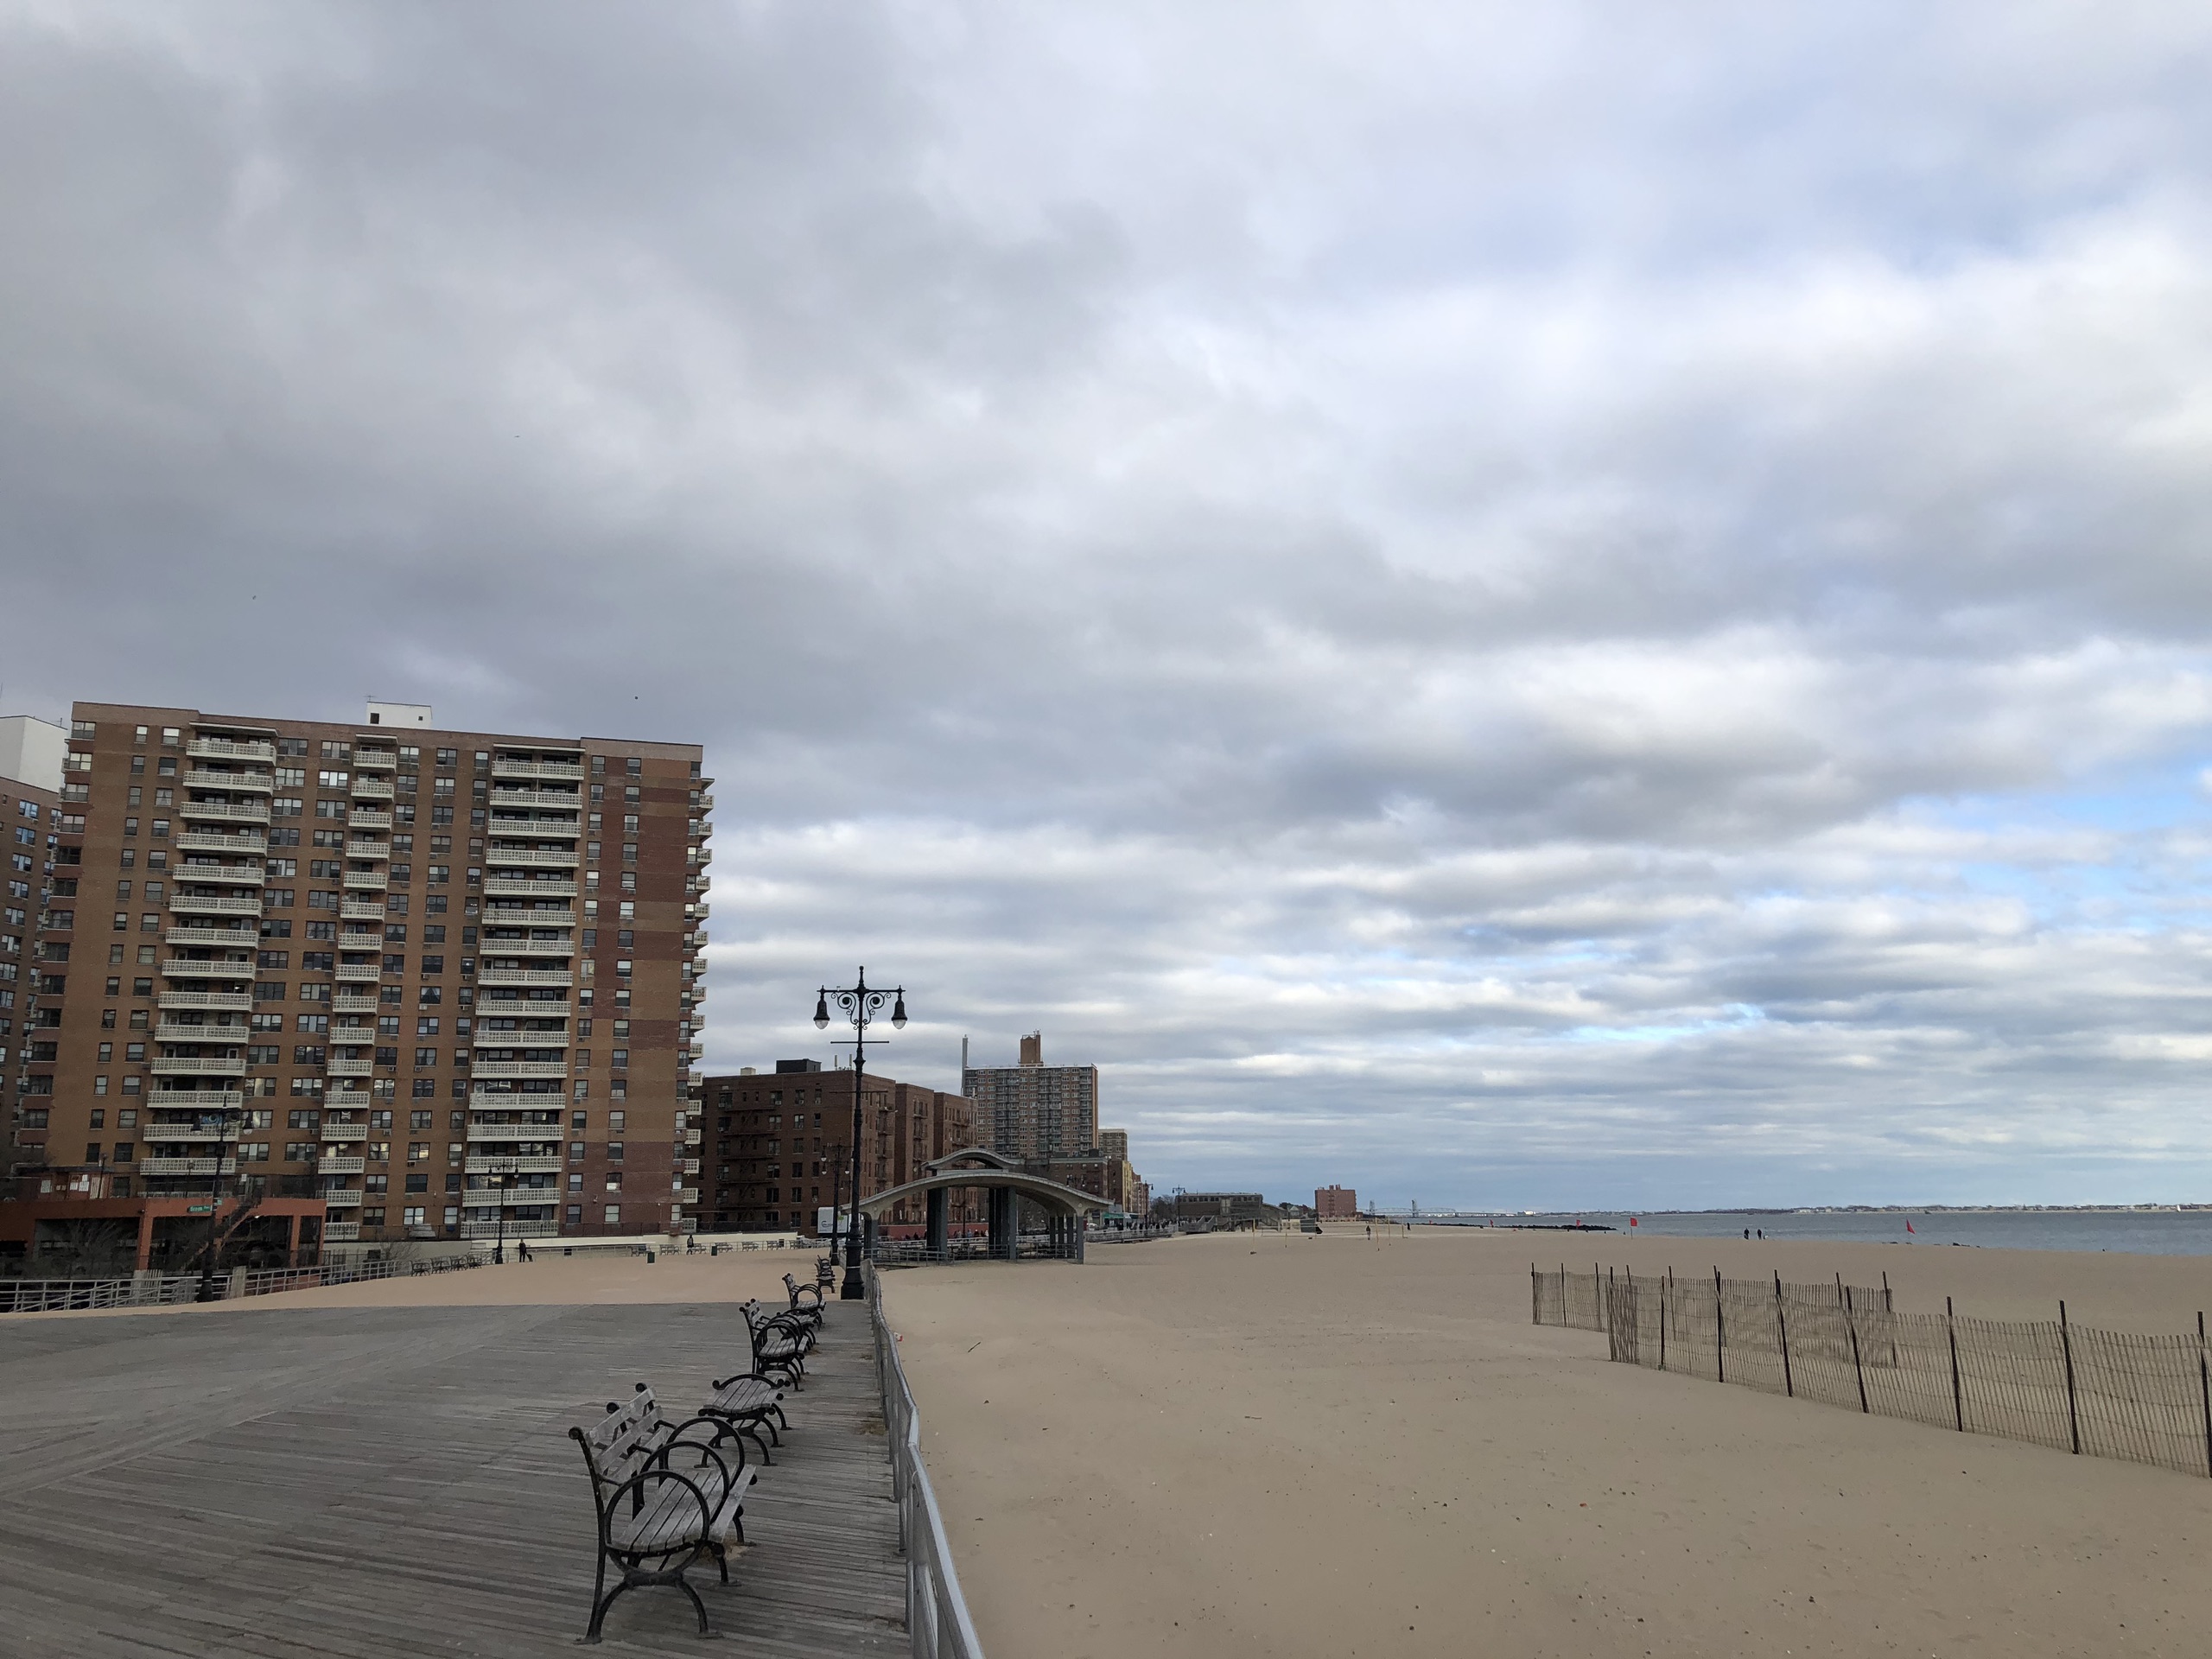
1431,1210,2212,1256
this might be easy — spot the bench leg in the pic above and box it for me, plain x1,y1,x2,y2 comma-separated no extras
677,1565,714,1635
584,1573,628,1644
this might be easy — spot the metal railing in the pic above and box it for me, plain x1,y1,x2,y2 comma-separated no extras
1,1251,484,1313
868,1266,986,1659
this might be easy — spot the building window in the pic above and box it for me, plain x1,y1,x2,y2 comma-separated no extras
603,1205,620,1225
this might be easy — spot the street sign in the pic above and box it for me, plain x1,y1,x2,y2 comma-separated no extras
187,1205,213,1214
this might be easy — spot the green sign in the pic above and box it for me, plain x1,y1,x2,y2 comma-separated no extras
186,1205,213,1214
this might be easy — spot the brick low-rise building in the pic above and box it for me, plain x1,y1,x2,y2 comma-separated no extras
1315,1184,1358,1218
702,1061,980,1234
0,701,710,1264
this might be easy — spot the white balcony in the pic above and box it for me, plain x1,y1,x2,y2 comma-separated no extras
349,806,393,830
188,737,276,763
480,936,573,957
677,1187,700,1205
470,1028,568,1048
461,1185,561,1208
340,898,385,922
462,1217,557,1238
488,788,584,811
465,1122,567,1142
148,1088,245,1110
157,989,254,1013
152,1021,252,1043
351,777,396,801
175,829,266,855
316,1155,365,1175
684,1127,702,1146
683,1158,701,1176
162,957,256,979
150,1054,249,1077
353,749,397,772
178,798,271,824
466,1154,563,1175
326,1057,374,1077
172,861,265,887
182,769,273,794
492,757,584,782
685,903,709,921
324,1090,377,1111
169,891,262,917
321,1188,365,1208
165,925,257,948
140,1124,233,1142
321,1220,360,1241
485,847,578,869
477,967,572,988
481,906,575,927
329,997,379,1018
695,793,714,811
346,841,389,861
342,869,388,891
138,1157,238,1176
334,963,382,983
483,874,577,899
320,1122,369,1141
471,1060,569,1080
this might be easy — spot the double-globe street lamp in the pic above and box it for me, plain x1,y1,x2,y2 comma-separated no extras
813,968,906,1300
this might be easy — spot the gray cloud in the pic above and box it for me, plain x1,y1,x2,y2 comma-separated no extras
5,1,2212,1206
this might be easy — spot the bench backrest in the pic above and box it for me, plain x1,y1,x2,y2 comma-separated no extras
571,1382,670,1504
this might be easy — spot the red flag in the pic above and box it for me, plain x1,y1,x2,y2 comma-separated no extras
1905,1219,1916,1233
1630,1217,1638,1227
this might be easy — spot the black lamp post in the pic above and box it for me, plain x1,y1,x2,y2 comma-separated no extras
814,968,906,1300
194,1101,244,1304
493,1170,511,1265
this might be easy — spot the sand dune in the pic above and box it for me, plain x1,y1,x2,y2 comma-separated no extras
887,1228,2212,1658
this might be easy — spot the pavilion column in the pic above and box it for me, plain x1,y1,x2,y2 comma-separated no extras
926,1187,948,1259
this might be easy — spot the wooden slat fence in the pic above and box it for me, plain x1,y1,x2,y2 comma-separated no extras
1536,1265,2212,1480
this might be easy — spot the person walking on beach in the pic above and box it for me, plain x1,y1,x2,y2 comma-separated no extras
1365,1224,1372,1239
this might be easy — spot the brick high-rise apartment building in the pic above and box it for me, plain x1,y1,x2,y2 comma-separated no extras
963,1031,1097,1165
2,721,65,1183
4,701,711,1256
702,1061,979,1234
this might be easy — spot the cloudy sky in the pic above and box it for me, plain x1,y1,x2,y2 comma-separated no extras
5,2,2212,1209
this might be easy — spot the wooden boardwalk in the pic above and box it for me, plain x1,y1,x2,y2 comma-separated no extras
0,1300,906,1657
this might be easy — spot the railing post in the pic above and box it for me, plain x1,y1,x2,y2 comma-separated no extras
1776,1271,1793,1398
1948,1296,1964,1433
2194,1309,2212,1478
1846,1285,1867,1412
2060,1300,2080,1454
1713,1268,1725,1385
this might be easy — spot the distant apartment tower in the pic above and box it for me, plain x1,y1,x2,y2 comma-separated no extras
2,733,64,1202
702,1061,977,1232
964,1031,1097,1164
1,701,710,1260
1315,1185,1357,1218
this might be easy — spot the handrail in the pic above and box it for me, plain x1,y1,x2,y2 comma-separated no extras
867,1265,987,1659
0,1251,483,1313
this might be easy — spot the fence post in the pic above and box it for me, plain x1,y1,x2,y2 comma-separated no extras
1658,1269,1667,1370
1530,1264,1538,1325
2198,1312,2210,1478
1846,1285,1868,1413
2059,1300,2080,1455
1776,1270,1793,1398
1948,1295,1963,1433
1713,1268,1725,1385
1560,1263,1567,1326
1883,1270,1897,1367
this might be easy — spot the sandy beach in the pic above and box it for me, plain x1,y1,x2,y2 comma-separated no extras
887,1228,2212,1658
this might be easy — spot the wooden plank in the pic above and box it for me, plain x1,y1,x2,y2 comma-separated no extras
0,1302,906,1656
